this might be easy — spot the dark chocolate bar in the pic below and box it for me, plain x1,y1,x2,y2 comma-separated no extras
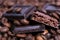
3,5,36,19
13,25,45,34
43,3,60,12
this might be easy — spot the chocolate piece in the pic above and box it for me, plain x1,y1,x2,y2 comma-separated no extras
3,5,36,19
13,25,45,34
43,3,60,15
43,4,60,11
31,11,59,28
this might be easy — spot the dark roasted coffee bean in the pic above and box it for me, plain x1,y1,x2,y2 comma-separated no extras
54,35,59,40
0,26,2,31
42,30,48,35
50,29,56,35
20,19,29,25
4,33,8,38
45,33,51,39
25,34,34,40
15,8,22,13
16,34,26,37
2,33,8,40
14,20,21,26
36,35,44,40
3,0,15,7
0,34,2,40
1,17,8,24
57,29,60,34
49,38,54,40
8,31,14,36
2,37,7,40
52,13,59,19
57,35,60,40
42,30,51,39
8,36,12,40
20,38,25,40
1,27,9,32
11,37,16,40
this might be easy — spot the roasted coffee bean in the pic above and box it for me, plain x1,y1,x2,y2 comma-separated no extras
0,26,2,31
20,19,29,25
15,8,22,13
36,35,44,40
50,29,57,35
41,35,47,40
42,30,48,35
25,34,35,40
54,35,59,40
3,0,16,7
49,38,54,40
44,33,51,39
14,20,21,26
0,12,3,18
1,17,11,28
1,17,8,23
2,37,7,40
52,13,59,19
2,33,8,40
20,38,25,40
0,0,4,4
11,37,16,40
1,27,9,32
56,11,60,15
57,35,60,40
0,34,2,40
8,31,14,36
3,22,11,28
8,36,12,40
40,30,51,40
16,34,26,38
4,33,8,38
6,8,13,13
57,29,60,34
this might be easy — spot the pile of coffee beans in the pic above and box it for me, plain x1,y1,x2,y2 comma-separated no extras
0,0,60,40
